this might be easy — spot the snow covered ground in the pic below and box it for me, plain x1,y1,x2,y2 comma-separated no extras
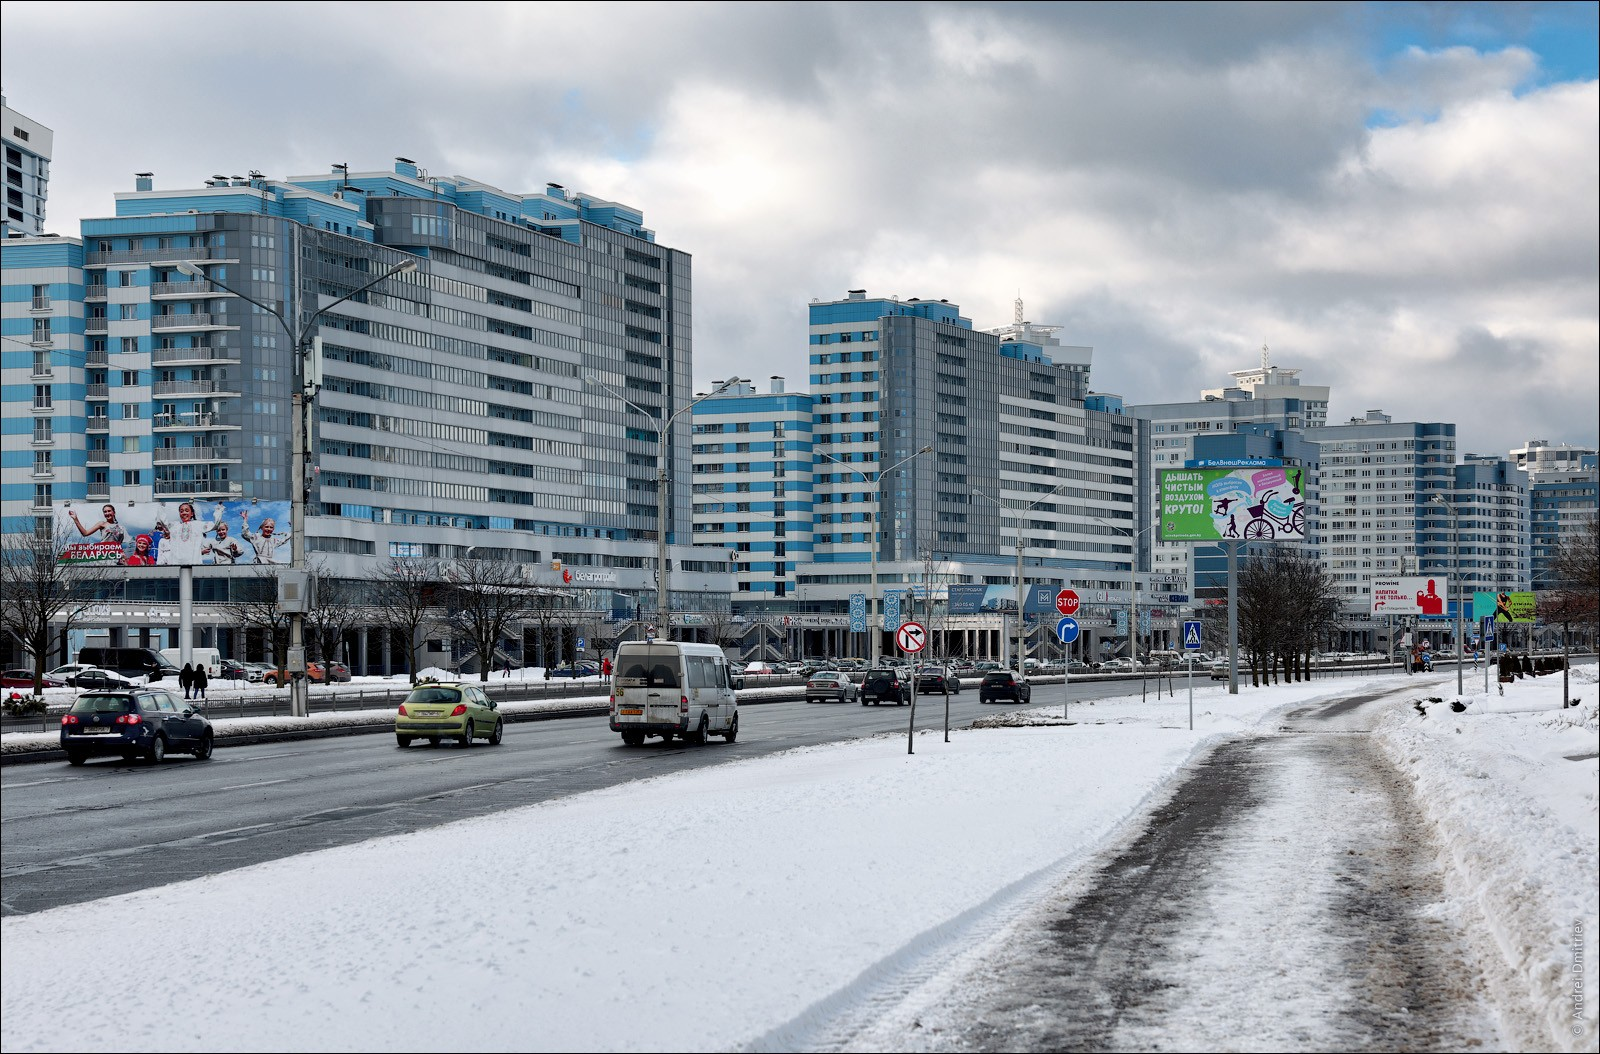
1374,665,1599,1052
1,668,1593,1052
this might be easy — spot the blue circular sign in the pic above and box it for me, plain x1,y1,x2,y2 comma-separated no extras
576,637,587,651
1056,616,1080,644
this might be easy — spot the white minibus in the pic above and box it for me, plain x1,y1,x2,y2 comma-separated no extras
609,641,739,746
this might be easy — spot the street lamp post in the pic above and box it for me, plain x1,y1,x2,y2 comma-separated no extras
818,446,932,665
976,484,1069,671
1431,493,1465,695
1095,517,1158,666
178,255,417,717
587,375,747,640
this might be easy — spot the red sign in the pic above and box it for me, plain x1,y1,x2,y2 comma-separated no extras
1055,589,1080,616
896,621,927,654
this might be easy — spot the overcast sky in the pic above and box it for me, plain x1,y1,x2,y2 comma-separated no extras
5,1,1596,458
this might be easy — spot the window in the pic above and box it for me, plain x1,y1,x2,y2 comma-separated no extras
32,318,50,342
121,337,139,354
121,402,140,419
33,384,51,409
121,470,142,486
32,418,51,442
119,270,135,287
120,304,138,320
121,370,139,386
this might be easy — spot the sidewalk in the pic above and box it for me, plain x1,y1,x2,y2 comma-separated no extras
3,671,1589,1052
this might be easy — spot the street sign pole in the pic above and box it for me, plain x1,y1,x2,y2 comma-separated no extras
1057,615,1080,722
1188,656,1194,731
896,620,926,755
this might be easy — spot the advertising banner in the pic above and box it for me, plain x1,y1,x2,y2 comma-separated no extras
56,500,291,566
946,584,986,615
1473,590,1536,624
1159,466,1310,542
848,593,867,633
1369,576,1451,616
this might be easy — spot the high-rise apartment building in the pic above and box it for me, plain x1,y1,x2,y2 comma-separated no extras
2,94,53,237
2,161,731,667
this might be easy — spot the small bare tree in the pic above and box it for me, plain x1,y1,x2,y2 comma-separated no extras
305,563,368,669
0,526,115,703
1544,515,1599,705
523,585,582,671
442,558,538,682
1236,548,1342,686
220,567,291,673
370,558,442,684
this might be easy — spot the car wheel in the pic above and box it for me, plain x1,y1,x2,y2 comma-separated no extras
427,736,440,747
723,714,739,743
660,733,674,744
460,720,474,747
621,731,644,747
66,751,87,766
396,735,413,748
146,734,167,764
489,720,503,746
194,732,214,761
689,714,709,745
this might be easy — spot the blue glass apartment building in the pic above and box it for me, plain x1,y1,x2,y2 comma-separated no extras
2,161,732,665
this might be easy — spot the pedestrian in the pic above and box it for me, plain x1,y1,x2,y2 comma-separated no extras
180,663,195,700
194,666,209,701
503,658,512,678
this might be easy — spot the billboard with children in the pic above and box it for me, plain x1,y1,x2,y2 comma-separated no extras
55,500,291,566
1159,466,1310,542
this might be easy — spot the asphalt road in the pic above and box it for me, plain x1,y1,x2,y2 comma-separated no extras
1,678,1147,917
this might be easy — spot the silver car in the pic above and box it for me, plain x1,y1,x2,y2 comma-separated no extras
805,671,859,704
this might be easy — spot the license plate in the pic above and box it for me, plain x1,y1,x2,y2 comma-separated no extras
619,708,643,716
416,709,442,717
82,726,116,735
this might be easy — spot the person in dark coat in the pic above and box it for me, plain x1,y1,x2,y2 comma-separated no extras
194,666,209,700
180,663,195,700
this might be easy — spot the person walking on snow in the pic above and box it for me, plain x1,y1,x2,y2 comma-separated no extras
180,663,195,700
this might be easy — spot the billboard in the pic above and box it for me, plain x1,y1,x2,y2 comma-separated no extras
1370,577,1452,616
1159,466,1310,542
56,500,291,566
1473,590,1536,624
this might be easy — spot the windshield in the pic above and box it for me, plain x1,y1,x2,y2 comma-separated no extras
615,646,683,688
69,694,137,714
406,687,463,705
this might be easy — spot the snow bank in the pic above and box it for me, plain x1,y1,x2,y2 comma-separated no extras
0,676,1370,1053
1374,665,1599,1051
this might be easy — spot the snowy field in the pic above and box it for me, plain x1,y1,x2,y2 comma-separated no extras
1374,666,1599,1052
2,668,1594,1052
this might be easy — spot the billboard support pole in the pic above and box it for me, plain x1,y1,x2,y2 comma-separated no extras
178,565,193,670
1227,541,1239,695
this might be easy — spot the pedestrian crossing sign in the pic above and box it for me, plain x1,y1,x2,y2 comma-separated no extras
1183,620,1203,650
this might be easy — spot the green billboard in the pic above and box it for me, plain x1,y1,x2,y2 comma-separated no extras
1159,466,1310,542
1473,591,1536,623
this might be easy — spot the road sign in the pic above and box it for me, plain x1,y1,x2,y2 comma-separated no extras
1056,588,1080,616
1183,621,1202,650
1056,617,1080,644
896,621,927,654
576,636,586,651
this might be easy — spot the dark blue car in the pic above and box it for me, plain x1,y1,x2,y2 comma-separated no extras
60,687,214,765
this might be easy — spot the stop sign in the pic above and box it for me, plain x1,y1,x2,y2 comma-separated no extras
1056,588,1080,616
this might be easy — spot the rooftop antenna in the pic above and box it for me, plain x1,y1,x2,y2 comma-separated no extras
1014,292,1024,326
1262,343,1270,372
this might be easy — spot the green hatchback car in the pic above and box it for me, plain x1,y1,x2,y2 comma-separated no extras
395,681,504,748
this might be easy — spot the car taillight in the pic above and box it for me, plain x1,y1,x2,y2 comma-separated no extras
680,695,688,714
451,704,467,716
115,714,141,725
61,714,78,726
398,704,408,716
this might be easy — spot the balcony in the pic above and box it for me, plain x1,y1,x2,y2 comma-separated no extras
87,245,227,266
85,285,108,301
86,483,110,499
85,317,108,333
150,281,227,299
86,449,110,465
86,383,109,399
31,363,52,379
153,411,237,431
152,313,235,332
155,480,232,498
86,348,108,366
86,418,110,432
153,378,239,397
153,346,239,365
153,446,240,464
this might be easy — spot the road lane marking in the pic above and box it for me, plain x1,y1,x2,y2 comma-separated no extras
219,778,294,791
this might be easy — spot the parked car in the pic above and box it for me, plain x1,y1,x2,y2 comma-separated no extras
547,661,600,678
59,685,214,765
219,659,248,680
1099,659,1139,673
915,666,962,694
860,667,911,706
741,661,779,676
395,681,503,748
242,662,273,683
1066,661,1094,674
1,669,65,689
65,668,139,690
979,670,1033,704
805,671,859,704
973,661,1002,674
47,663,99,681
308,661,352,683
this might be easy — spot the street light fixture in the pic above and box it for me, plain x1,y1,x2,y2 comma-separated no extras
975,483,1070,671
1430,493,1466,695
178,255,418,717
818,446,932,665
586,374,748,640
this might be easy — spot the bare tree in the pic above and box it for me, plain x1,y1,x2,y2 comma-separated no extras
1544,515,1599,705
219,567,291,675
522,585,583,672
442,558,538,682
305,563,369,669
0,526,115,702
1235,548,1342,686
370,558,442,684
